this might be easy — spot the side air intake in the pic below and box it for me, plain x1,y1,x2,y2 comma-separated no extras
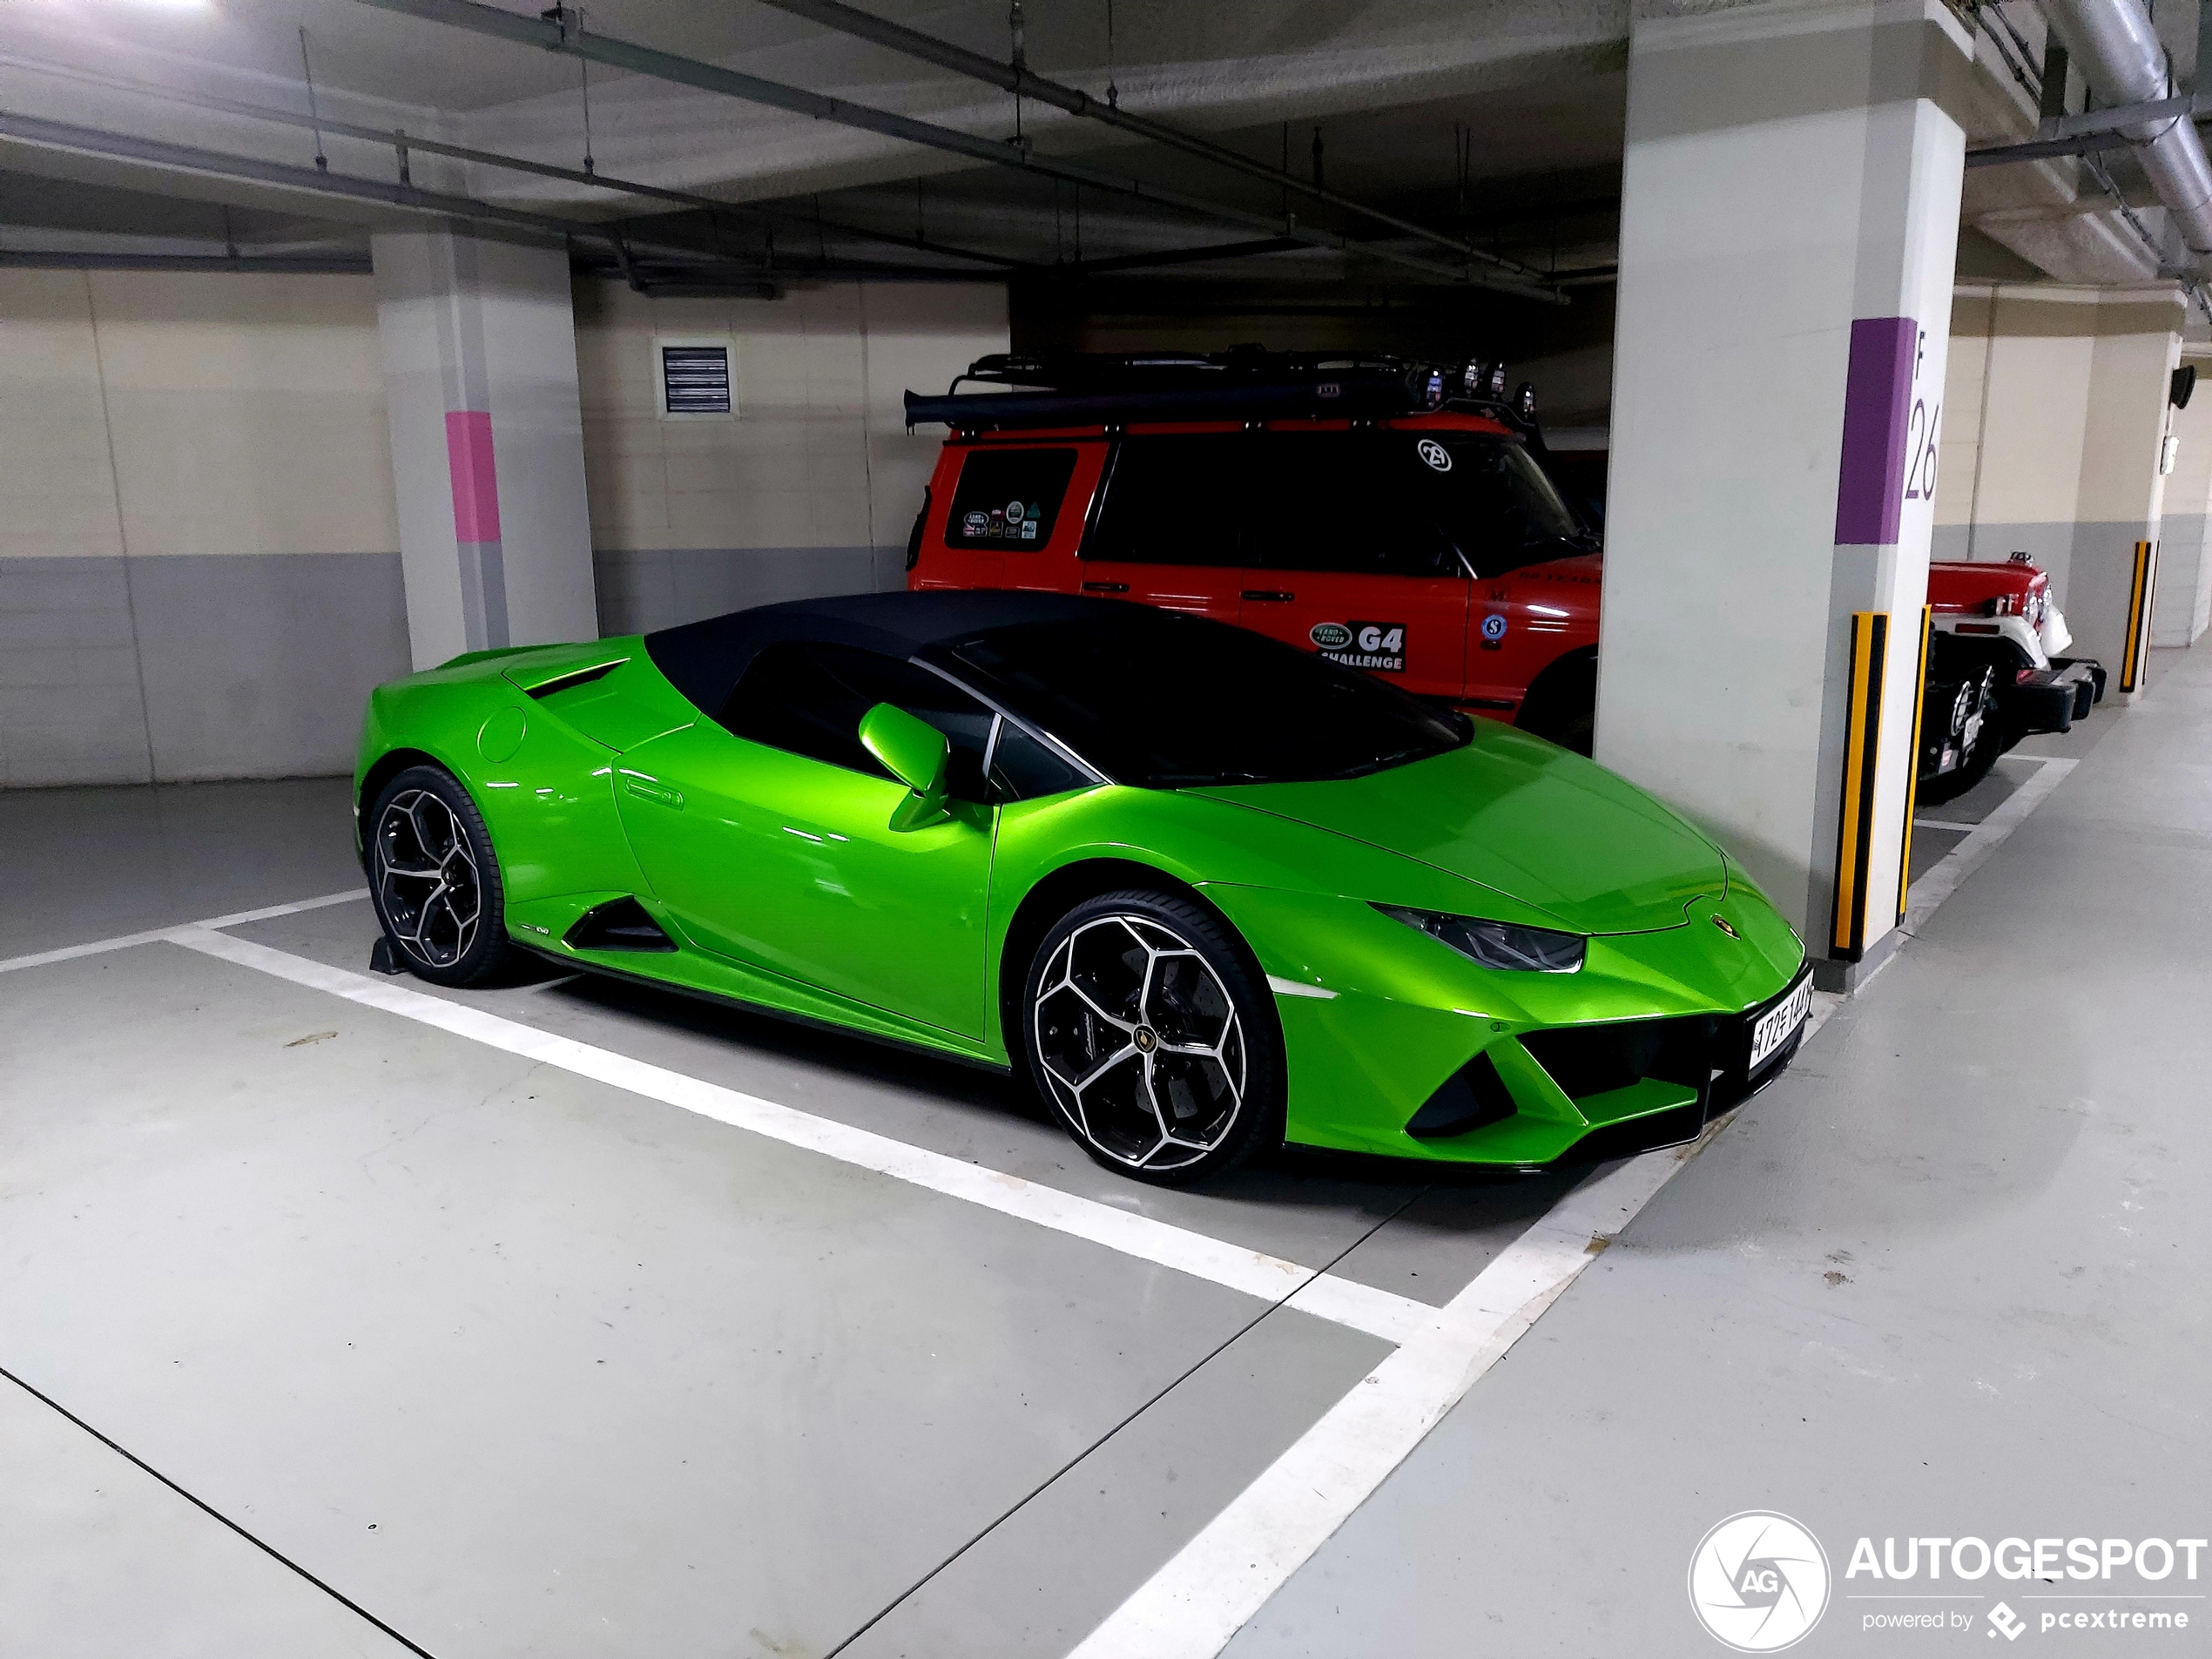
1405,1052,1518,1139
563,897,677,953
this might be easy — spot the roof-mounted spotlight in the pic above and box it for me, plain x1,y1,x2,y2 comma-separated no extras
1514,381,1538,421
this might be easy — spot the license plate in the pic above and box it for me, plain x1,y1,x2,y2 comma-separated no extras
1748,975,1811,1073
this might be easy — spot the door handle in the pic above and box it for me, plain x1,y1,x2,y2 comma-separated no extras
1242,590,1296,603
621,775,684,809
1082,581,1130,593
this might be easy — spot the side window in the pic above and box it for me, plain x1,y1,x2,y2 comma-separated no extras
1413,434,1586,578
946,448,1078,550
722,642,995,800
988,724,1092,803
1248,434,1459,578
1086,435,1250,567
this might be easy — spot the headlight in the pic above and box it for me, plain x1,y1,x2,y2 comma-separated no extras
1375,905,1585,973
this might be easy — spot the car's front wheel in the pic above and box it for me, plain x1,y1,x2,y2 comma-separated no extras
366,764,512,986
1022,890,1285,1185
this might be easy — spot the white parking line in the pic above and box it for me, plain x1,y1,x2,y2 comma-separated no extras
1067,1146,1693,1658
165,927,1433,1347
0,890,368,975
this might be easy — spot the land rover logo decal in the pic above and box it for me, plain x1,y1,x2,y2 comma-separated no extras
1417,438,1452,472
1312,620,1406,672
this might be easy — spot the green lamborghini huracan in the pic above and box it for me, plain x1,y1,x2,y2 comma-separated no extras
356,591,1810,1184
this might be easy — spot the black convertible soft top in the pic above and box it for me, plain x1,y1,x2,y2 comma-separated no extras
642,589,1117,721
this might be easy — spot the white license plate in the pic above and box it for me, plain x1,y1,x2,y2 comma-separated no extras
1748,977,1811,1073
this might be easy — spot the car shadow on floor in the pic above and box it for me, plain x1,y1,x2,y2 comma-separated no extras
505,953,1611,1226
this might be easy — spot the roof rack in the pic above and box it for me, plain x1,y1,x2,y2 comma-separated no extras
903,346,1539,434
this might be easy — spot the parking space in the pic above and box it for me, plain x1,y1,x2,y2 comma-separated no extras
3,932,1398,1656
3,663,2125,1656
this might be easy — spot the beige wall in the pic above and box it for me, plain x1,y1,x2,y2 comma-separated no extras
0,268,408,786
0,271,125,561
0,269,398,563
1934,284,2186,666
571,277,1006,573
2154,353,2212,647
1,266,1009,783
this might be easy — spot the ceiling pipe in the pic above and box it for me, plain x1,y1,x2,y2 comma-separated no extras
0,49,1028,273
0,106,830,291
2039,0,2212,259
743,0,1548,284
0,250,373,273
349,0,1567,302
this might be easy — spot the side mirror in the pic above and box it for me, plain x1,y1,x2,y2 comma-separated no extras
859,703,951,831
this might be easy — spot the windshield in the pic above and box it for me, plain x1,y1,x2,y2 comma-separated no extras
936,608,1471,788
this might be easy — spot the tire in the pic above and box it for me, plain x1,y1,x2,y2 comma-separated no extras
365,764,512,986
1020,889,1285,1186
1515,651,1597,756
1917,671,2002,806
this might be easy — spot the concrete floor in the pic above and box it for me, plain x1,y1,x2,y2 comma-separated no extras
0,658,2200,1658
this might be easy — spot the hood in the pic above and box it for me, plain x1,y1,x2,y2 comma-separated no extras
1192,724,1724,935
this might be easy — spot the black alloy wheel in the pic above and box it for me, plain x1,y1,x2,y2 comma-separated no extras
1022,889,1285,1185
368,765,512,986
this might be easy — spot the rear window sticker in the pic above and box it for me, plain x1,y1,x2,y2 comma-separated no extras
1480,612,1509,650
947,448,1077,546
1022,520,1039,538
1313,619,1406,672
1417,438,1452,472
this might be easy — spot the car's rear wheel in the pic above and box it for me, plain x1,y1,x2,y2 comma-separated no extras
367,765,511,986
1022,890,1285,1186
1515,651,1596,756
1919,668,2002,806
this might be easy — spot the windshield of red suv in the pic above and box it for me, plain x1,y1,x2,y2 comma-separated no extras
936,606,1472,788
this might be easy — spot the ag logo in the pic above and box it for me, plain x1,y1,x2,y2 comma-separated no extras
1310,622,1352,650
1688,1512,1830,1652
1416,437,1452,472
1480,614,1508,643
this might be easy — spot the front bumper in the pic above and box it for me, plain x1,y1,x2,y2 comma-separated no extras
1206,879,1810,1168
2003,658,2102,733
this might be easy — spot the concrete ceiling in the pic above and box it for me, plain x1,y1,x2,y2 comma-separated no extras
0,0,2197,321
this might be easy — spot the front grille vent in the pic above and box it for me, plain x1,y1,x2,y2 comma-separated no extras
1520,1015,1718,1102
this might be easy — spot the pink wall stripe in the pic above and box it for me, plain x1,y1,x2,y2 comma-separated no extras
444,409,502,543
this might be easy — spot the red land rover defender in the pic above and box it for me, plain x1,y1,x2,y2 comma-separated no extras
907,352,1603,745
902,352,2100,803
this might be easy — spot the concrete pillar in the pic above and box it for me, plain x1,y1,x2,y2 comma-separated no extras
2066,296,2183,685
1598,0,1970,989
2153,349,2212,646
371,228,597,669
